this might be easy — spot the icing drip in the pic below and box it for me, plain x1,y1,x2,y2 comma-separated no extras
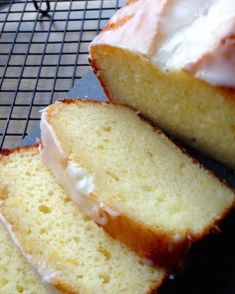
40,108,120,226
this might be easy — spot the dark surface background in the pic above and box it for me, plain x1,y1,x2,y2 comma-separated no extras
21,69,235,294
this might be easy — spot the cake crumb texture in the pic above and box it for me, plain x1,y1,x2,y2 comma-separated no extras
0,221,48,294
0,146,165,294
89,0,235,168
41,99,235,266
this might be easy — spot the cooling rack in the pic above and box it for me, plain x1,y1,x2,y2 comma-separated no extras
0,0,125,150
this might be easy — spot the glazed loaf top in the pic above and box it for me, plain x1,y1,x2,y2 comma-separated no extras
90,0,235,88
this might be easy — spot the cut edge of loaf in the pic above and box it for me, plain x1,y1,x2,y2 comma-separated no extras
40,98,235,268
0,146,168,294
89,44,235,118
89,44,235,108
89,44,235,169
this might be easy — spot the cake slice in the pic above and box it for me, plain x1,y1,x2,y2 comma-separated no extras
0,220,52,294
0,146,166,294
89,0,235,169
40,99,235,267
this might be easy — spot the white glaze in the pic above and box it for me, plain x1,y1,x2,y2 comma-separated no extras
0,212,62,294
39,107,119,225
0,212,22,250
160,0,235,88
90,0,235,88
26,255,60,284
90,0,165,56
66,162,94,197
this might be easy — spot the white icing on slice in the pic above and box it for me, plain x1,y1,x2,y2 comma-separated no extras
40,108,119,226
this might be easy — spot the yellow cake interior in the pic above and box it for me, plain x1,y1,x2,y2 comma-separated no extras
0,147,164,294
0,221,48,294
90,45,235,169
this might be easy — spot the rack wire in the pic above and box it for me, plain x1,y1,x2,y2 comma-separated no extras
0,0,125,150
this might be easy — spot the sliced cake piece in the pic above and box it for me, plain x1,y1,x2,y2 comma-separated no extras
40,99,235,267
89,0,235,169
0,222,50,294
0,146,166,294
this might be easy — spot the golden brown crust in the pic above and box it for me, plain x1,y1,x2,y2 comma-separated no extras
0,145,39,167
88,50,117,101
0,145,38,157
99,201,235,269
101,211,187,268
57,97,141,116
148,273,169,294
127,0,139,4
217,86,235,104
59,97,112,106
102,14,134,32
53,281,78,294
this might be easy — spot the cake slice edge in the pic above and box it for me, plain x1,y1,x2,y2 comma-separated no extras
0,145,167,294
39,99,235,268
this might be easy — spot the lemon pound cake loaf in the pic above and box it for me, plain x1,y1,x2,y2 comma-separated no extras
40,99,235,267
0,146,166,294
89,0,235,169
0,221,51,294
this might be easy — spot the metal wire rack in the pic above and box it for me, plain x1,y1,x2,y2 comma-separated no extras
0,0,125,150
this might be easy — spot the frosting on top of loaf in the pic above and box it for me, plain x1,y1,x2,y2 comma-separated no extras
91,0,235,88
